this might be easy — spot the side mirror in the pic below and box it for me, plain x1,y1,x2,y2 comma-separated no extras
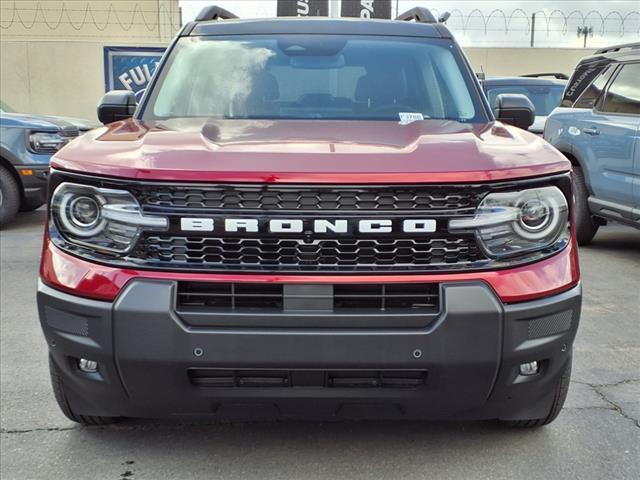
97,90,136,124
494,93,535,130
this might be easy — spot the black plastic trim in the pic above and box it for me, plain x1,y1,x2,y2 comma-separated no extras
37,279,582,420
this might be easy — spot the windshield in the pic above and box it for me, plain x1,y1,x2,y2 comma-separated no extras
485,84,565,116
143,35,484,123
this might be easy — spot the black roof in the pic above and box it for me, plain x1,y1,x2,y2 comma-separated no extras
184,17,449,39
483,77,567,87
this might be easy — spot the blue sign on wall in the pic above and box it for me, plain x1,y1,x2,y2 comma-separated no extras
104,47,166,102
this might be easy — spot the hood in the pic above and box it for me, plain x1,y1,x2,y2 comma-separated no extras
0,112,96,131
49,115,98,131
52,118,570,183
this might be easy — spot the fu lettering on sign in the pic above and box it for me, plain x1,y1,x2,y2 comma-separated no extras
118,63,158,93
103,47,165,102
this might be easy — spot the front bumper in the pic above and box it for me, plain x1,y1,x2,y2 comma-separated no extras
38,279,581,421
15,165,49,207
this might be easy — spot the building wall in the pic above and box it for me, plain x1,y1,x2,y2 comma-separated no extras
1,2,591,121
0,0,180,120
464,48,588,77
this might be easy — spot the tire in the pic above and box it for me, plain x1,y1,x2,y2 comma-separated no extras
573,166,599,245
502,355,572,428
49,356,120,426
0,166,21,228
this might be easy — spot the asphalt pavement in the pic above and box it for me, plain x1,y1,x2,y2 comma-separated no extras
1,209,638,480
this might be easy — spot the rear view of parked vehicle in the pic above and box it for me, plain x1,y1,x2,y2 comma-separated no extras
545,43,640,244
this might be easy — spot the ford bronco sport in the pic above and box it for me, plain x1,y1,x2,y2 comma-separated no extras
38,6,581,427
545,43,640,244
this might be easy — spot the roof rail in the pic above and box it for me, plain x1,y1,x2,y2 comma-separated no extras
194,5,238,22
595,42,640,54
395,7,437,24
520,73,569,80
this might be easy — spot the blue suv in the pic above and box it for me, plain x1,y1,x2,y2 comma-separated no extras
0,102,94,227
545,43,639,244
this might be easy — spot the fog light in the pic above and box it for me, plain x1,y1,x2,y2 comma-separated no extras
519,361,539,376
78,358,98,373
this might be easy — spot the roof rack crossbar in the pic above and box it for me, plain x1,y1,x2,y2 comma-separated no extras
595,42,640,54
194,5,238,22
395,7,437,24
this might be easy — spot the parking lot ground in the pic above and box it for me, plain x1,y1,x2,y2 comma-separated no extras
1,210,639,480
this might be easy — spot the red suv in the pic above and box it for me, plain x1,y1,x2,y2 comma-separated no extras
38,6,581,427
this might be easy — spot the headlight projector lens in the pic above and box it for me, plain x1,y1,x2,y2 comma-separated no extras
58,191,106,238
69,196,100,228
520,199,550,230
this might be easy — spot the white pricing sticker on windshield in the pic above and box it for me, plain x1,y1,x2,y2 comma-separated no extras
398,112,424,125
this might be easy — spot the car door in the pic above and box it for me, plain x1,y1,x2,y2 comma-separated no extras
579,62,640,210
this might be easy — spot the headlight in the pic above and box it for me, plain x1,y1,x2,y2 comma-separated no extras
28,132,70,153
51,183,168,254
449,186,569,258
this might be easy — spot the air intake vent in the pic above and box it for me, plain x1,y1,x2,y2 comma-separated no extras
188,369,428,389
177,282,439,314
334,283,439,312
177,282,283,311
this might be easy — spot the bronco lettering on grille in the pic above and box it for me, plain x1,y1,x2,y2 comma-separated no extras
179,217,437,234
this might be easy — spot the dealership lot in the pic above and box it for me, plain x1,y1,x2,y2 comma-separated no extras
0,210,638,480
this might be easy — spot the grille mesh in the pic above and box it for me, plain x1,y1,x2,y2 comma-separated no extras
527,310,573,339
133,235,483,272
135,185,482,211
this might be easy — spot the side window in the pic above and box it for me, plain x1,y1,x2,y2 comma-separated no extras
599,63,640,115
572,64,614,109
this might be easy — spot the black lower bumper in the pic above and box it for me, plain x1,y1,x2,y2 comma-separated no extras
37,280,581,421
16,165,48,208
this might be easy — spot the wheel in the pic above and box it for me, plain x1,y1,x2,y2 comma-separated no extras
0,166,20,228
573,166,599,245
502,355,572,428
49,356,120,426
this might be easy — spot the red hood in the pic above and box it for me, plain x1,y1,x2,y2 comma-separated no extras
52,118,570,183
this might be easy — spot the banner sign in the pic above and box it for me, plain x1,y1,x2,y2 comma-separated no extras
277,0,328,17
341,0,391,19
104,47,165,102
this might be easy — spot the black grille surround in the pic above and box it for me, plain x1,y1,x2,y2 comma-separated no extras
47,171,573,274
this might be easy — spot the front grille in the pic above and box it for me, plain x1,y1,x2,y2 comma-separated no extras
177,282,440,313
125,183,489,272
188,369,428,389
133,235,483,272
135,184,483,211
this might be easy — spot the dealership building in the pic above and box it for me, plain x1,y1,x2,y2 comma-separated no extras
1,0,596,121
